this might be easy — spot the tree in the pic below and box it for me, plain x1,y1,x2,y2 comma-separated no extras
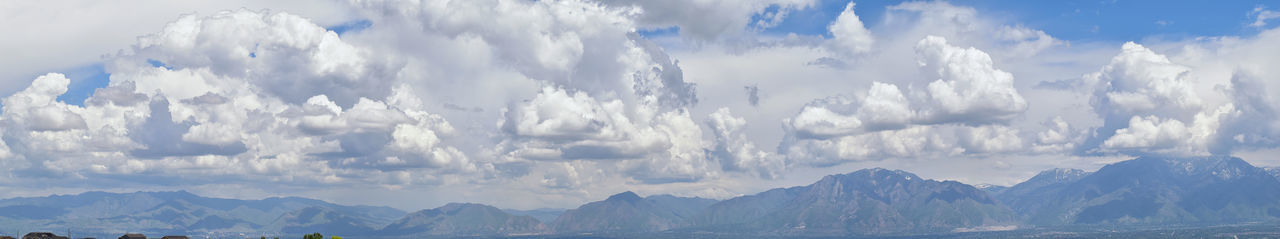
331,236,342,239
302,233,323,239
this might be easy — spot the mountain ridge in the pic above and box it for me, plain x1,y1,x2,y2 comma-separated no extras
2,156,1279,237
1004,156,1280,225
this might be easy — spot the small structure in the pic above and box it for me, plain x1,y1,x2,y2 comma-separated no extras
21,232,69,239
159,237,187,239
116,234,145,239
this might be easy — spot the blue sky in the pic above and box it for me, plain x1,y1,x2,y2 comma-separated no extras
643,0,1277,42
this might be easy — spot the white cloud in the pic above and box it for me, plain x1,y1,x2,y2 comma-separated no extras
788,103,863,139
1252,6,1280,28
181,122,242,146
1071,41,1225,155
1103,115,1191,150
502,87,629,142
498,86,714,183
1084,42,1202,118
1,73,88,132
856,82,912,131
1032,116,1082,153
594,0,814,41
707,108,784,179
781,125,963,166
0,0,358,96
0,9,489,190
777,34,1030,164
121,9,401,107
914,35,1028,124
958,125,1024,154
827,2,874,55
8,0,1280,211
995,25,1065,57
1101,105,1233,153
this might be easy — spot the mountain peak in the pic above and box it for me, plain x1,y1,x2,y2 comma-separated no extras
837,167,922,181
606,191,642,202
440,202,484,210
1265,166,1280,179
1031,168,1089,182
975,183,1005,189
1123,155,1262,179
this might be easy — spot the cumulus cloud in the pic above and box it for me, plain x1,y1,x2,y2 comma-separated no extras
334,0,725,185
1102,105,1233,153
787,102,863,139
706,108,784,178
1212,75,1280,153
778,35,1030,164
1102,115,1191,150
0,9,487,189
120,9,401,107
914,35,1028,124
12,0,1280,210
498,86,713,183
855,82,912,131
1085,43,1202,117
958,125,1024,154
827,2,874,55
129,96,248,158
1032,117,1083,153
781,125,962,166
1071,42,1218,155
1,73,88,132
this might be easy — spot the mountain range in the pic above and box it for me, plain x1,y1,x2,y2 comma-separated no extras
0,190,404,236
2,156,1280,237
997,156,1280,225
687,168,1016,235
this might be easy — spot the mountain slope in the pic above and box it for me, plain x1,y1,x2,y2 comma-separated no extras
975,184,1010,196
0,191,404,235
502,208,563,224
690,168,1017,235
690,187,805,227
1265,166,1280,180
1007,156,1280,225
379,203,546,236
550,192,717,233
997,168,1090,216
262,206,376,235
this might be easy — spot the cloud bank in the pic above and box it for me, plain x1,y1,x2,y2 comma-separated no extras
2,0,1280,209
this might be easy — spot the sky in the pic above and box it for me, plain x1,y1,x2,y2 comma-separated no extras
2,0,1280,211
